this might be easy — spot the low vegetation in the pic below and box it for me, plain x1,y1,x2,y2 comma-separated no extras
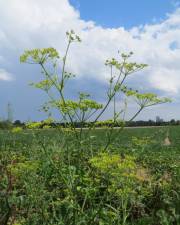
0,127,179,224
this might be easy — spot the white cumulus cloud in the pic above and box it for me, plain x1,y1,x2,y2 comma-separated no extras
0,0,180,118
0,69,13,81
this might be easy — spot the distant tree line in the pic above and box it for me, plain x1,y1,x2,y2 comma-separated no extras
0,118,179,130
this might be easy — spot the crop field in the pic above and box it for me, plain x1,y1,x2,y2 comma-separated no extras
0,126,180,225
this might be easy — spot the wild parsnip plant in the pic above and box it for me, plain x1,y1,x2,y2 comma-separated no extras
20,30,170,148
0,31,177,225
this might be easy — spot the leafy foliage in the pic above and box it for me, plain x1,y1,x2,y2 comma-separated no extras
0,127,179,224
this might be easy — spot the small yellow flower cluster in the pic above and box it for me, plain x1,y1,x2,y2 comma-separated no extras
11,127,23,133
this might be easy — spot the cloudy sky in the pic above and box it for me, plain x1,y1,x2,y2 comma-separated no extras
0,0,180,121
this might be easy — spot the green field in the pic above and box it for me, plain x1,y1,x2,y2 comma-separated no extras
0,126,180,225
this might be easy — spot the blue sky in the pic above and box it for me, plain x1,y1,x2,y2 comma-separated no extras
0,0,180,121
70,0,176,28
